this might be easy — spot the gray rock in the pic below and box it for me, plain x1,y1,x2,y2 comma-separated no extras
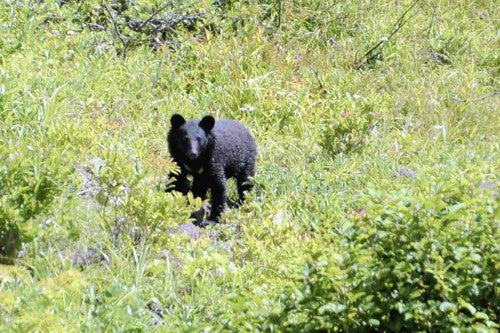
394,167,417,178
478,181,498,199
71,246,109,267
177,222,202,240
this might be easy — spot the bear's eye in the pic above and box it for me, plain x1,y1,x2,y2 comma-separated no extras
182,136,190,143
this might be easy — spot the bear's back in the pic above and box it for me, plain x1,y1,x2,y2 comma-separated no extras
212,119,256,176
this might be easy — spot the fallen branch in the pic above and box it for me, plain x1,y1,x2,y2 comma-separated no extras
128,12,206,34
134,1,175,32
92,2,252,55
451,91,500,103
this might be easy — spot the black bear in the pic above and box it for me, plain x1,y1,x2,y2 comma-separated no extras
167,114,256,225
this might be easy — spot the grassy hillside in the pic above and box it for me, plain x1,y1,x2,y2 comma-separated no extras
1,0,498,331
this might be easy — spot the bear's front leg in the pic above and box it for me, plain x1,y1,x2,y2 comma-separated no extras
192,175,209,200
206,173,227,225
167,170,191,195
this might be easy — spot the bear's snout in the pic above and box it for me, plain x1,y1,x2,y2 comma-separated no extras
187,143,200,160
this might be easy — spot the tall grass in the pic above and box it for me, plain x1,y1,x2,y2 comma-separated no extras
1,0,498,331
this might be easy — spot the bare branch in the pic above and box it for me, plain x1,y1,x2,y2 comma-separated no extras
451,91,500,103
311,67,324,90
136,1,175,32
356,0,421,69
276,0,283,29
103,2,130,58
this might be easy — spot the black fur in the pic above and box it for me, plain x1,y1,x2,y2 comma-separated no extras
167,114,256,224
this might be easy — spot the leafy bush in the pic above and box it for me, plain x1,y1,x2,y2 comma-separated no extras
279,180,499,332
0,146,62,262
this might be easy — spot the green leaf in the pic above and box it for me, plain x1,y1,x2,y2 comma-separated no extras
459,299,476,315
318,303,346,314
448,202,466,213
95,190,108,206
474,312,489,321
439,302,457,313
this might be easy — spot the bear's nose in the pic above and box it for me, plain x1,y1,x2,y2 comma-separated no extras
188,152,197,159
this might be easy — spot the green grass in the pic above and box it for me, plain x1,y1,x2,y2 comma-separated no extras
1,0,499,331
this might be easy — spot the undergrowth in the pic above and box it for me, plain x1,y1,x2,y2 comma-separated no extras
1,0,498,331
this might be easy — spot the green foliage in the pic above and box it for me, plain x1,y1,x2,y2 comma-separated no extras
320,97,382,157
1,0,499,331
0,145,63,261
279,177,499,331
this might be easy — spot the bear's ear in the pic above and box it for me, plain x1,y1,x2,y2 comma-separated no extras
199,115,215,132
171,114,186,129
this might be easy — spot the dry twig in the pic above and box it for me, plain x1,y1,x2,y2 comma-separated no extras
103,2,131,58
451,91,500,103
356,0,421,69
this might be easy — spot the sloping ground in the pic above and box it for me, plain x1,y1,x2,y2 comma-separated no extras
1,0,498,331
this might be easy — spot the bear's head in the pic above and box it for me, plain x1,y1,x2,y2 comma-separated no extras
169,114,215,161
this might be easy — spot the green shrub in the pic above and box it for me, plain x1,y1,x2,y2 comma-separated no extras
320,100,380,157
279,180,499,332
0,146,61,262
